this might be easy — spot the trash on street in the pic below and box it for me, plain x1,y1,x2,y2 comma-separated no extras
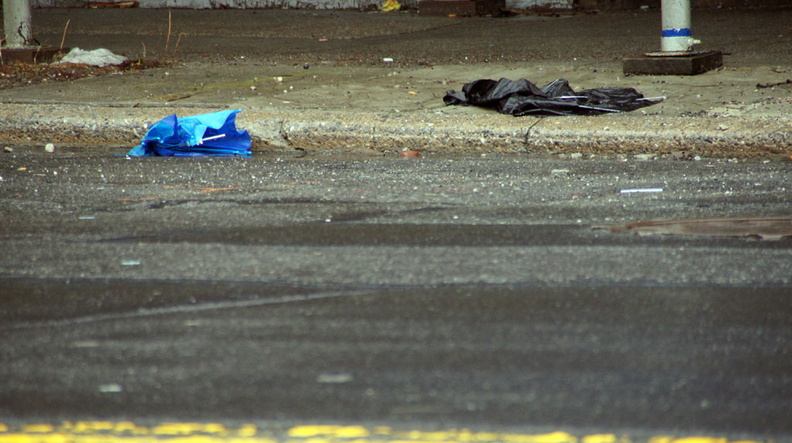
399,149,421,158
444,78,664,116
57,48,128,67
620,187,663,193
127,110,252,157
87,1,139,7
382,0,401,11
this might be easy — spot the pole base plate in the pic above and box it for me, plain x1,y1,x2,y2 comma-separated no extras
623,50,723,75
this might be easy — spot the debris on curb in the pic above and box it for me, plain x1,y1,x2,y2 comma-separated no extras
444,78,664,116
57,48,128,67
756,79,792,89
127,110,252,157
87,1,139,8
382,0,401,11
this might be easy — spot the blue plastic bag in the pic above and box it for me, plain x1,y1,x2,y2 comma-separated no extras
128,109,252,157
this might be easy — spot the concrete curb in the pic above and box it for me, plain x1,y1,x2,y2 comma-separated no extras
2,103,790,159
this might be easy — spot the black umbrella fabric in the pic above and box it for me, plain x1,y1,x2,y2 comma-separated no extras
444,78,663,116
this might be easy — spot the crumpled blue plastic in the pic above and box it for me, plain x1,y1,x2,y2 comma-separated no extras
127,109,252,157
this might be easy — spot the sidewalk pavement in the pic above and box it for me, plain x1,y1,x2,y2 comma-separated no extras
1,8,790,158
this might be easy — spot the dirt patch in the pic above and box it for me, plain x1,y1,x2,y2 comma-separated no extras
0,59,163,91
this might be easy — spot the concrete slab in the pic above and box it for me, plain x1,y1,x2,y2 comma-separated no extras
623,51,724,76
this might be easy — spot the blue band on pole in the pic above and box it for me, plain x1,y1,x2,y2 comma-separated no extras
662,28,692,37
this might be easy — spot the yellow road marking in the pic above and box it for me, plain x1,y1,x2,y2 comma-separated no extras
20,424,55,433
289,426,371,438
152,423,228,435
0,422,767,443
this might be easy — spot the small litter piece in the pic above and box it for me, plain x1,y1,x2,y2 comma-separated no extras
127,110,252,157
620,187,663,194
444,78,664,116
382,0,401,11
57,47,128,67
87,1,139,7
99,383,124,393
399,149,420,158
597,216,792,241
317,372,354,384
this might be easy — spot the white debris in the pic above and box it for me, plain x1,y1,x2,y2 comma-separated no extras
317,372,353,384
99,383,123,393
44,143,56,153
620,188,664,194
57,47,128,67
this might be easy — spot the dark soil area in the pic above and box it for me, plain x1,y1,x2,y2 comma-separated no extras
0,59,162,91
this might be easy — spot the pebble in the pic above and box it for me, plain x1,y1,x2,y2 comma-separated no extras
399,149,420,158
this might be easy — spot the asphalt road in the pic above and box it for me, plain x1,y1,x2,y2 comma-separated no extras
1,150,791,441
29,8,792,67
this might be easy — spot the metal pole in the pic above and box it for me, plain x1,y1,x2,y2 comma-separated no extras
3,0,34,49
661,0,700,53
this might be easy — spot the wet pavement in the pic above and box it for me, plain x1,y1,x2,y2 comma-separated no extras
2,279,792,441
2,5,792,441
1,152,792,440
1,151,790,286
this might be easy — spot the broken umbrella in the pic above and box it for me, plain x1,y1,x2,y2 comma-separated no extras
128,109,252,157
444,78,664,116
